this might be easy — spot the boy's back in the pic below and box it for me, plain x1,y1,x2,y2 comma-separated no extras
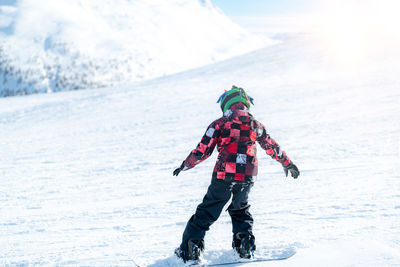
180,102,292,183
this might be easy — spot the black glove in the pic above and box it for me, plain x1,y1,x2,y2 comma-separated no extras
283,162,300,179
173,164,185,176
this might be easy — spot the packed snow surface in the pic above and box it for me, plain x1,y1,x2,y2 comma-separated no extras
0,34,399,266
0,0,270,96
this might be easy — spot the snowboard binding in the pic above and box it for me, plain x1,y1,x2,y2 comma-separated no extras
175,239,204,263
232,233,256,259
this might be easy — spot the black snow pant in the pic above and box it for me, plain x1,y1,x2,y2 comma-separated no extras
180,178,254,250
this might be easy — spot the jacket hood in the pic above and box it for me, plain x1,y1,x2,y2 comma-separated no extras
224,103,253,123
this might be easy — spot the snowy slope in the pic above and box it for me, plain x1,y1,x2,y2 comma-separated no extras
0,34,399,266
0,0,270,97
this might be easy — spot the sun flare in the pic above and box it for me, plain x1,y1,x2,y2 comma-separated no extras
311,0,400,65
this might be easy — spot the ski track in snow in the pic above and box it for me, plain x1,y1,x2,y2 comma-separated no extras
0,35,400,266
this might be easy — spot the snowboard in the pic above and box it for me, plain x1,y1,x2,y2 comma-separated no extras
190,253,295,266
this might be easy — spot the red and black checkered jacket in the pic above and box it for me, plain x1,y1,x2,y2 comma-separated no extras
182,103,291,182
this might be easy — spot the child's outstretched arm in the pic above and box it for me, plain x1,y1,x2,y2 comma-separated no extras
173,121,220,176
255,122,300,179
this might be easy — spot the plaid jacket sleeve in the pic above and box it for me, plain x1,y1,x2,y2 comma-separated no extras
182,121,220,171
255,121,291,167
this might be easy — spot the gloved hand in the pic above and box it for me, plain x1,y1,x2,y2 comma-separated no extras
173,164,185,176
283,162,300,179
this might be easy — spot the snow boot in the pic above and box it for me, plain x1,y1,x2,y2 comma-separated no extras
232,233,256,259
175,239,204,263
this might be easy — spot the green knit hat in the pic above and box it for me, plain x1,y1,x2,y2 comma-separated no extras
217,85,253,113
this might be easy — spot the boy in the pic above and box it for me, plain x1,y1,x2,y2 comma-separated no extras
173,86,299,262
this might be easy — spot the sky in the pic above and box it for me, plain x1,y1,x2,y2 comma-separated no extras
210,0,316,16
210,0,400,42
210,0,400,64
209,0,319,35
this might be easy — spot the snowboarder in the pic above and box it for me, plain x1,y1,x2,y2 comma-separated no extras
173,86,300,263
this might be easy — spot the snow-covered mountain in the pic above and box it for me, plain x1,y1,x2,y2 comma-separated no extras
0,0,271,97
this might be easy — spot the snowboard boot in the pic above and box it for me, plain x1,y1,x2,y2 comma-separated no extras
175,239,204,263
232,233,256,259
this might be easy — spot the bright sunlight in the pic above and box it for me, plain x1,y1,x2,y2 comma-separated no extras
311,0,400,65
